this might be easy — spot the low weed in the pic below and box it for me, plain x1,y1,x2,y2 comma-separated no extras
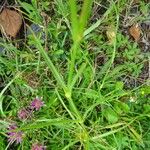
0,0,149,149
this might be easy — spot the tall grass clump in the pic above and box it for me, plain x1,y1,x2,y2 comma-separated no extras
0,0,149,149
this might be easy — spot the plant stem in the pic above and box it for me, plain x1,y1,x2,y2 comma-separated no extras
68,0,79,41
79,0,93,36
67,41,80,88
68,96,82,121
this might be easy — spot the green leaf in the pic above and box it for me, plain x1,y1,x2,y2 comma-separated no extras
103,107,119,123
115,81,124,91
0,136,5,150
119,102,130,113
140,86,150,95
84,89,99,99
144,104,150,113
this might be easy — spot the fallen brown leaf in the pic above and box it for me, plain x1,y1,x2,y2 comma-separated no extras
129,24,141,41
0,8,22,37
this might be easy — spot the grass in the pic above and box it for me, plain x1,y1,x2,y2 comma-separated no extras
0,0,150,149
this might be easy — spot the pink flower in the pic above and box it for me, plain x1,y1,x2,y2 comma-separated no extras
7,124,24,144
31,143,46,150
18,108,30,120
30,97,44,111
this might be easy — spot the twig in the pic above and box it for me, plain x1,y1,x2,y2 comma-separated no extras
0,0,8,12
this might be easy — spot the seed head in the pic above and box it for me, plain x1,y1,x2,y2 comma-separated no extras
7,124,24,144
31,143,46,150
18,108,30,120
30,97,44,111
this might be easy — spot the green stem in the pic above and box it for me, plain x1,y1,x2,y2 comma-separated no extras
56,89,76,120
99,15,119,91
67,41,79,88
69,0,79,41
0,72,21,117
68,0,93,90
68,96,82,121
33,33,68,93
79,0,93,36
